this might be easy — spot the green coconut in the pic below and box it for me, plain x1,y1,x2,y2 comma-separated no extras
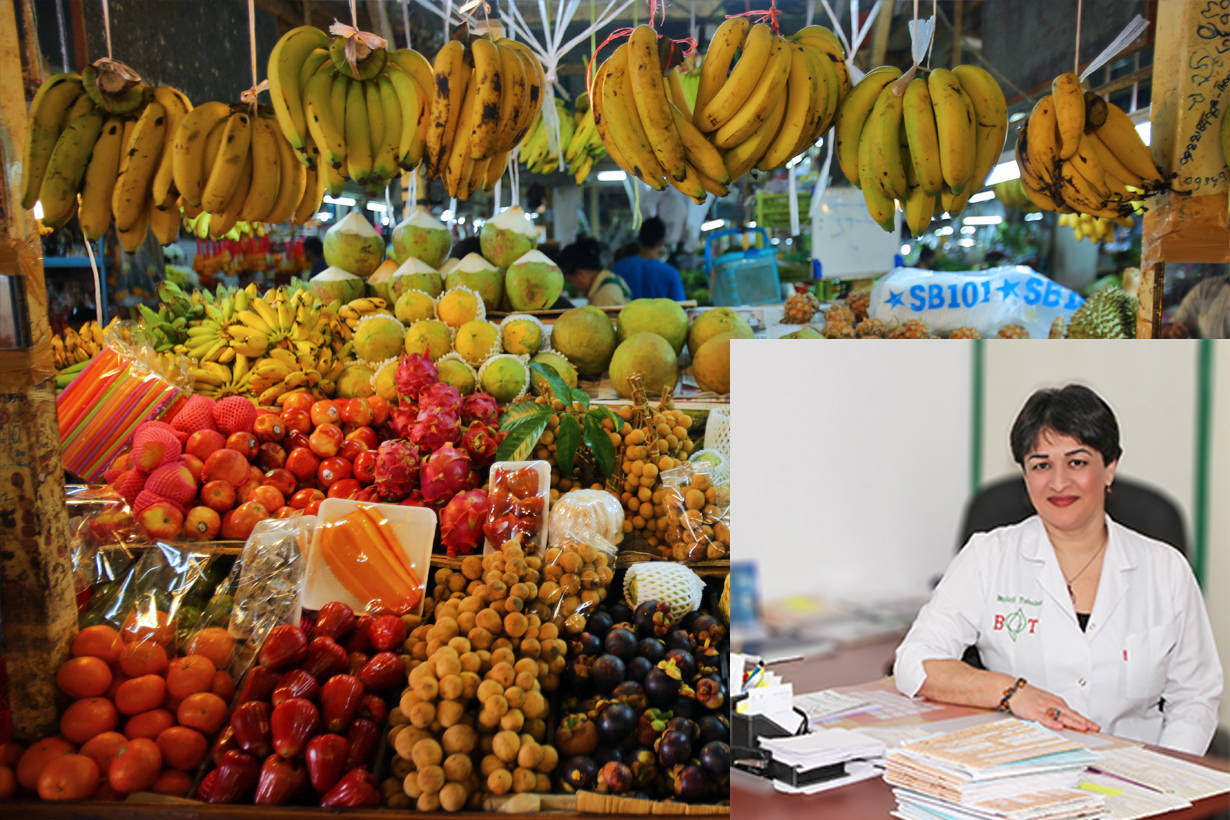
309,266,366,303
445,252,503,312
353,314,406,363
395,289,438,324
372,358,400,401
530,350,578,396
617,298,689,354
438,257,460,280
480,206,537,269
500,314,545,355
454,319,502,367
323,211,385,277
437,285,485,329
505,249,564,311
367,258,400,301
403,319,454,361
436,353,478,395
687,307,754,357
389,256,444,301
609,332,678,399
478,354,530,405
336,363,376,397
391,206,451,267
551,305,617,378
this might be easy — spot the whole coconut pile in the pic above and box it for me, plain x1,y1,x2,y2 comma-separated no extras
392,206,452,268
445,253,504,312
481,206,537,269
323,211,386,278
505,250,564,312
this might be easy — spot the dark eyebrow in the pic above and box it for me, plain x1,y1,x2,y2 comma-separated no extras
1064,448,1092,456
1026,453,1050,461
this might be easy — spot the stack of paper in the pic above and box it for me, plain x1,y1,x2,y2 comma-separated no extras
886,718,1106,820
793,689,881,724
759,728,886,769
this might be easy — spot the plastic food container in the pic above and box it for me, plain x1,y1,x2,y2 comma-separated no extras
483,460,551,554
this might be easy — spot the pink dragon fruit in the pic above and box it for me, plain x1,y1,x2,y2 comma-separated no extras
395,354,439,400
420,444,472,505
389,401,418,439
410,406,461,452
374,439,420,500
460,392,500,427
418,382,462,415
439,489,490,557
461,422,500,466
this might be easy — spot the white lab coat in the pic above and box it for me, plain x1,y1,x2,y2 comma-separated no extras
894,516,1222,755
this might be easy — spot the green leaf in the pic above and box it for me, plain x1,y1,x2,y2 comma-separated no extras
498,400,550,431
529,361,571,404
496,413,550,463
569,388,591,410
556,413,582,477
588,404,624,432
583,414,616,477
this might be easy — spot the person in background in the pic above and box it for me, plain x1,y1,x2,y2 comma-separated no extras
612,217,686,301
560,237,631,306
1170,273,1230,338
451,236,482,259
303,236,327,276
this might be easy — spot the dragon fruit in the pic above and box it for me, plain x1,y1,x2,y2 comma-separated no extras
389,401,418,439
420,444,472,505
410,406,461,452
418,382,462,415
460,392,500,427
395,354,438,400
374,439,421,500
439,489,490,557
461,422,500,466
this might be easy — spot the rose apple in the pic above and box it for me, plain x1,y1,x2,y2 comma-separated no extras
180,453,204,480
226,432,259,460
338,440,366,462
202,449,249,487
281,392,313,413
344,427,378,450
340,399,373,427
366,395,389,425
252,485,285,512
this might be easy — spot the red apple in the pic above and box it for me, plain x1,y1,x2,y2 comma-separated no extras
252,485,285,512
226,432,259,460
281,408,311,436
257,442,287,471
140,501,185,539
309,400,341,427
282,391,314,413
285,431,310,451
285,447,320,483
237,479,261,503
326,478,361,499
304,499,322,515
203,449,250,487
182,506,222,540
201,479,237,512
248,465,264,484
180,453,205,481
366,395,389,425
275,506,298,519
338,440,367,462
263,468,296,497
308,424,343,458
289,488,324,509
253,413,286,443
344,427,379,450
340,398,373,427
221,501,268,540
352,451,377,484
186,429,227,462
317,457,352,487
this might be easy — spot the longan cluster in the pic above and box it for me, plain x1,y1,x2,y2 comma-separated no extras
661,469,731,561
538,541,616,634
384,543,567,811
608,398,695,551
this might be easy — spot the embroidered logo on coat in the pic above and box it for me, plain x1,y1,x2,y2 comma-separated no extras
993,608,1038,641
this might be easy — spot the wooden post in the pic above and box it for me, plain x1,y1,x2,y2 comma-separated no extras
951,0,964,66
0,0,78,740
1140,0,1230,337
868,1,893,70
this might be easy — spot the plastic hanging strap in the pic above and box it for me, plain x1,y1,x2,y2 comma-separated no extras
788,164,800,236
892,0,937,94
54,0,69,72
819,0,884,85
101,0,112,59
83,235,105,325
1079,14,1149,83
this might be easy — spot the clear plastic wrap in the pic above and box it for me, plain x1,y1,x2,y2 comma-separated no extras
537,536,618,635
66,484,147,616
484,461,550,554
661,462,730,561
547,488,625,552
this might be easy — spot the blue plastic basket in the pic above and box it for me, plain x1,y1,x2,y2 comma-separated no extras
704,227,780,306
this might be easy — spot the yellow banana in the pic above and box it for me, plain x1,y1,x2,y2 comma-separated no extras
238,116,280,222
904,184,937,237
1023,96,1060,183
858,126,897,234
693,17,751,129
344,78,373,185
792,25,850,99
265,122,306,225
834,66,900,187
723,94,786,180
467,37,503,159
267,25,331,153
498,39,545,146
427,39,469,176
172,101,230,207
901,77,943,194
201,111,253,213
39,110,104,228
493,41,528,152
665,69,691,117
113,101,168,231
765,43,820,167
669,101,729,183
627,25,688,181
303,65,347,173
1094,101,1163,185
665,161,708,204
373,75,402,181
209,152,252,237
861,81,908,200
294,160,325,225
78,117,124,239
22,73,86,209
115,195,150,252
150,86,192,204
928,68,976,194
149,193,181,245
386,67,425,169
1088,130,1146,191
1069,132,1111,200
597,44,668,189
388,47,436,159
952,64,1007,192
1051,72,1084,160
698,23,774,133
712,35,792,151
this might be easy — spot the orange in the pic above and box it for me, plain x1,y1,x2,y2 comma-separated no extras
60,697,118,744
176,692,228,734
185,627,236,669
16,737,74,791
155,726,207,771
0,764,14,800
71,625,123,664
121,609,176,648
78,732,126,773
166,654,216,699
118,641,168,677
123,709,175,741
209,669,235,701
37,753,98,801
151,768,193,796
107,738,160,793
56,656,113,699
115,674,167,716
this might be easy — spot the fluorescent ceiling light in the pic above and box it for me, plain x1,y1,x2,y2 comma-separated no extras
323,195,356,206
968,190,996,203
963,215,1003,226
936,226,954,236
316,211,332,222
701,219,726,231
985,161,1020,185
597,170,627,182
958,238,975,247
1024,212,1043,221
440,209,453,221
366,202,387,212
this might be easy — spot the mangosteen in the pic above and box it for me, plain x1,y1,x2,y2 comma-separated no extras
699,741,730,775
634,600,674,637
679,610,701,631
656,728,693,767
670,695,698,719
561,755,598,791
638,637,667,663
586,610,614,636
612,680,647,711
695,676,726,711
608,602,633,623
635,708,673,747
665,628,693,652
690,613,726,645
626,656,654,682
626,746,658,789
556,713,600,756
644,667,682,706
697,714,729,744
571,632,602,656
604,626,638,661
694,645,722,675
666,716,699,742
665,648,696,678
593,745,624,766
596,761,634,795
592,653,627,693
672,763,710,801
596,701,638,744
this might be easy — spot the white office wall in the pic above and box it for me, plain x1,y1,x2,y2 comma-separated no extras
1209,346,1230,731
731,340,973,602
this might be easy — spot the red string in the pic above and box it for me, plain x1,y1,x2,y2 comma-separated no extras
647,0,665,28
725,0,781,35
667,36,699,60
586,27,634,100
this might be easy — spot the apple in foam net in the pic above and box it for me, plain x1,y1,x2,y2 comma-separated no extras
180,453,204,480
182,506,222,540
226,432,259,460
202,449,250,487
139,501,184,539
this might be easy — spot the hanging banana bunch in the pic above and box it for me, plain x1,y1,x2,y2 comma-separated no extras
1016,72,1166,218
1058,211,1133,243
835,63,1007,234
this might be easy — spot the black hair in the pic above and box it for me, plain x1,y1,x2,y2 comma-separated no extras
302,236,323,257
638,217,666,249
451,236,481,259
559,237,604,276
1009,384,1122,467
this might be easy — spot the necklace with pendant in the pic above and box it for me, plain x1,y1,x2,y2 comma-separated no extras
1062,539,1106,602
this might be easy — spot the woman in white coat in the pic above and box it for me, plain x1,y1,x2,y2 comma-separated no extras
894,385,1222,755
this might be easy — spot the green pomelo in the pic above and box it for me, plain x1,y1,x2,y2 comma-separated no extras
391,206,451,267
505,249,564,311
609,332,679,399
687,307,754,357
445,253,503,312
437,356,477,395
550,305,617,379
454,319,501,367
529,351,578,396
323,211,385,278
617,298,689,354
480,205,537,269
403,319,453,361
692,331,735,394
437,286,484,329
502,316,544,355
309,267,365,304
394,289,438,324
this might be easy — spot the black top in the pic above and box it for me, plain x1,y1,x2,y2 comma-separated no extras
1076,612,1091,632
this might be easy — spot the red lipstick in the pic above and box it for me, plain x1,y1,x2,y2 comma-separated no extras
1048,495,1079,507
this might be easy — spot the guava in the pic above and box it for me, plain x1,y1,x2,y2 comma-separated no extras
551,305,617,378
323,211,385,277
609,332,678,399
391,206,451,267
505,249,564,311
372,358,400,401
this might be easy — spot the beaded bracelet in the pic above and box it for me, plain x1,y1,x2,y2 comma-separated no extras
998,677,1026,712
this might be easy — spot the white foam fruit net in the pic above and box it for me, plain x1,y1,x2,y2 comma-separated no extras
623,562,706,620
704,407,731,460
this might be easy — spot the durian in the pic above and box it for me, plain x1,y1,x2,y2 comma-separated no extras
1066,288,1138,339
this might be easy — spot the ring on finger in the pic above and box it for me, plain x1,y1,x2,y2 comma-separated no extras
1046,707,1061,721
